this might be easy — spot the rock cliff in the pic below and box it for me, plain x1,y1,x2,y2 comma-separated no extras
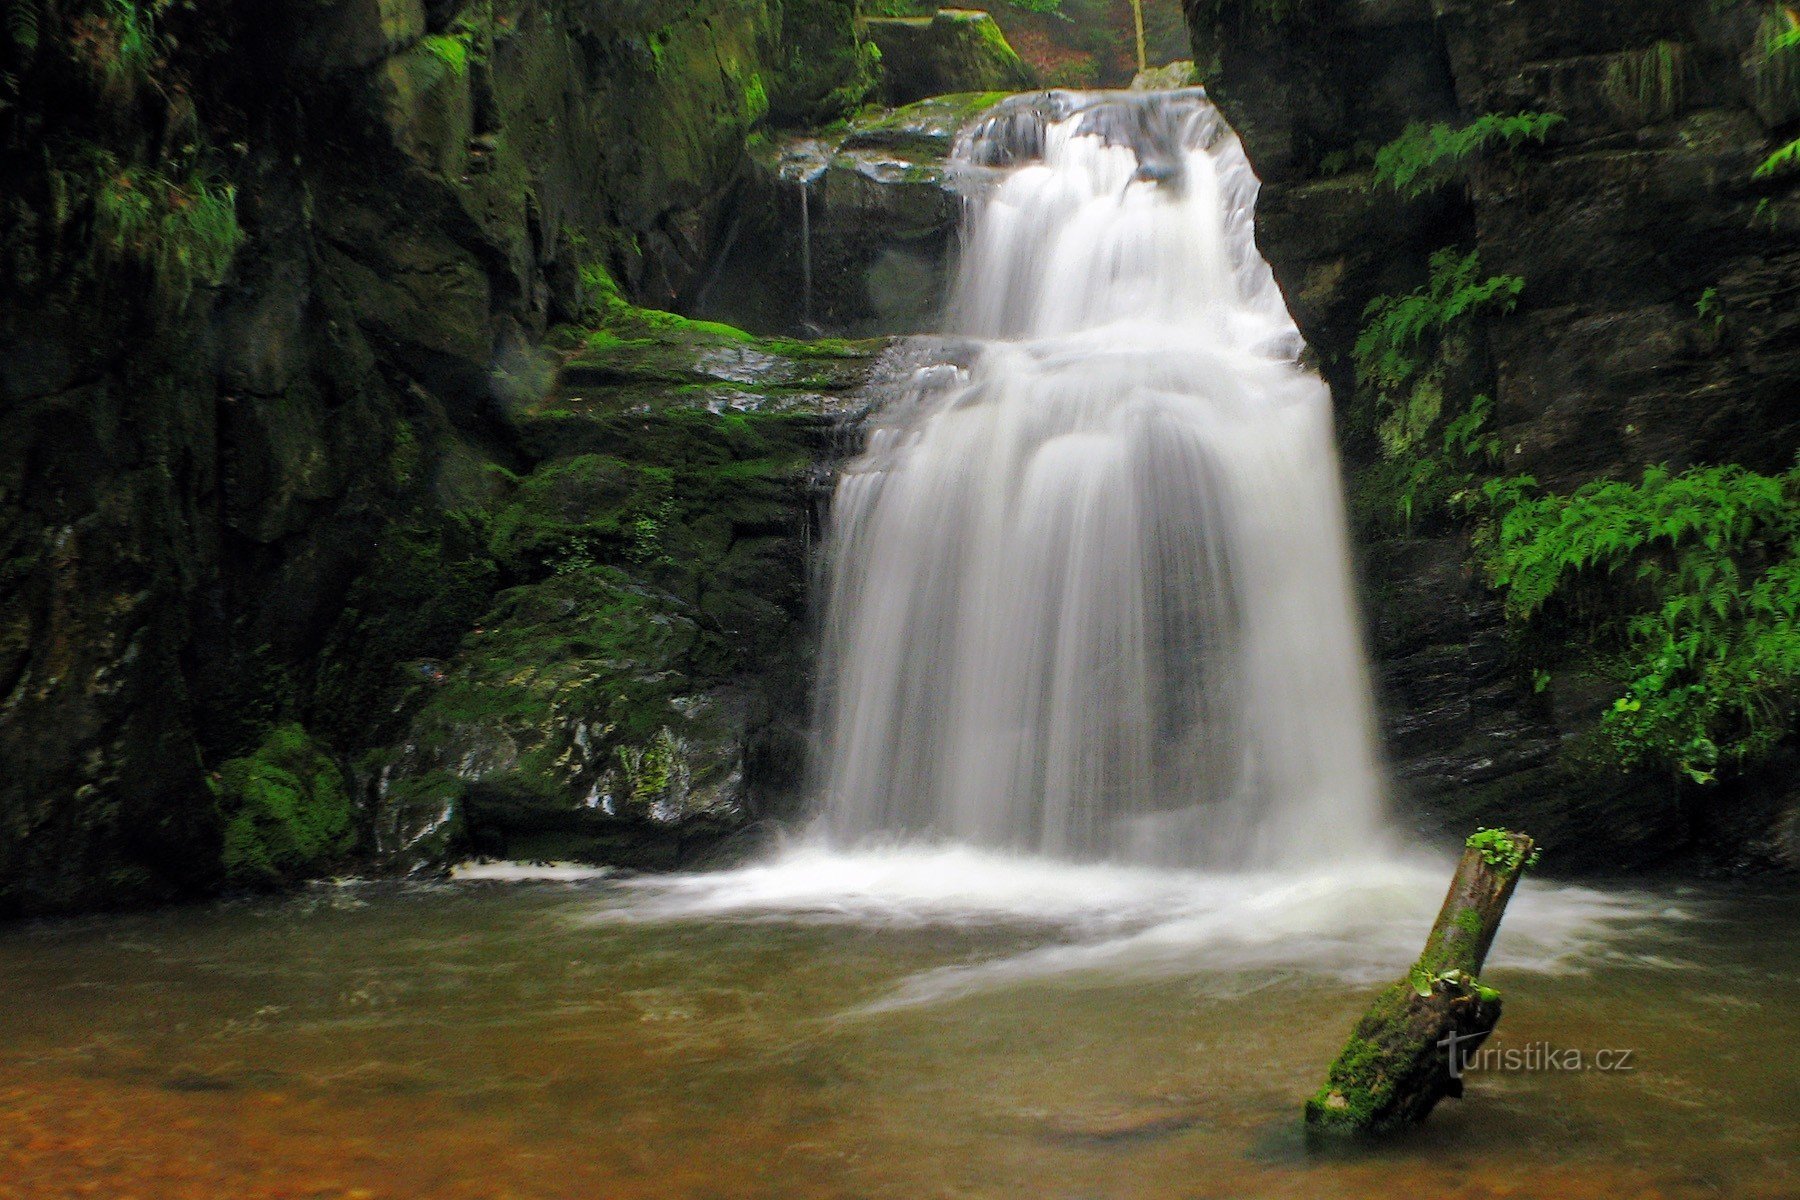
1189,0,1800,869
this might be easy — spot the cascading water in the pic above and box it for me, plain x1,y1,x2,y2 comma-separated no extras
608,92,1650,1005
813,89,1386,869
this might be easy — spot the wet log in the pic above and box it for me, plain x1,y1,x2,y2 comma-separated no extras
1305,829,1537,1137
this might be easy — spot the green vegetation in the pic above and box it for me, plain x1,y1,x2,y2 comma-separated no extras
1407,964,1501,1003
1371,112,1565,199
617,727,687,809
213,725,356,889
1755,137,1800,179
1477,464,1800,784
1351,249,1521,533
82,0,163,92
89,155,243,305
1754,8,1800,179
421,32,471,79
1465,827,1539,872
6,0,42,56
1602,41,1686,124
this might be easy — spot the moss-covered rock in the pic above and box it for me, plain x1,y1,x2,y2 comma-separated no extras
361,311,880,872
213,725,356,889
865,10,1036,106
0,0,877,913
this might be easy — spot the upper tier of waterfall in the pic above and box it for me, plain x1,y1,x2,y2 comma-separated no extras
814,90,1387,868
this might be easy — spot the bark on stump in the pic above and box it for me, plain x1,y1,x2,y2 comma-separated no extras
1305,829,1536,1136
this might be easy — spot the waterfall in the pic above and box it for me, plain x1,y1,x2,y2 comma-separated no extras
813,90,1388,869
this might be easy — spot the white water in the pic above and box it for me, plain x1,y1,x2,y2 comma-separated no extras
816,90,1383,867
599,91,1663,994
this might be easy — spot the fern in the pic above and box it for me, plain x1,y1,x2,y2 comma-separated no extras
1351,249,1521,534
1602,41,1686,124
1755,135,1800,179
1371,112,1565,198
1355,248,1522,404
1753,8,1800,121
1479,464,1800,782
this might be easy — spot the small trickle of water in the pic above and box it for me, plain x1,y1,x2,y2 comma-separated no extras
798,179,813,328
814,90,1385,868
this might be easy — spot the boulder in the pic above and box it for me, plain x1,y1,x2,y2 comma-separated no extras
865,10,1035,106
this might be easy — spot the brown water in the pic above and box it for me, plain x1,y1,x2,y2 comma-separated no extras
1,864,1795,1200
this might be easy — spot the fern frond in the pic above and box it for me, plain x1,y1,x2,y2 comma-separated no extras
1371,112,1564,198
1755,136,1800,179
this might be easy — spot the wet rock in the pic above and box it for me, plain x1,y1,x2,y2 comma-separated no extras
694,92,1014,336
1195,0,1800,869
365,325,885,874
0,0,872,913
865,10,1036,106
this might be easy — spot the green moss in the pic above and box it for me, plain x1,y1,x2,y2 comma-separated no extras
214,725,356,889
389,421,421,489
1305,982,1414,1133
310,513,501,748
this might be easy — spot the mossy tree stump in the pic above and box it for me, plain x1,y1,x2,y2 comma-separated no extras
1305,829,1537,1136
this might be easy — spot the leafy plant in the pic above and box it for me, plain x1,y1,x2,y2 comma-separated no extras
1478,463,1800,783
1465,827,1539,872
1696,286,1725,336
1602,41,1685,124
5,0,41,56
1371,112,1565,198
90,155,243,305
1755,136,1800,179
1408,964,1502,1003
1752,7,1800,120
423,32,471,77
1356,249,1523,415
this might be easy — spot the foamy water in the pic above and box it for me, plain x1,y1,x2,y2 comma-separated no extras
594,843,1674,1009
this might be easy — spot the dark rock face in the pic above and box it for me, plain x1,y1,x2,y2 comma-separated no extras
1191,0,1800,869
694,93,998,336
0,0,871,913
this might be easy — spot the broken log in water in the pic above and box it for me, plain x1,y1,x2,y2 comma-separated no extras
1305,829,1537,1137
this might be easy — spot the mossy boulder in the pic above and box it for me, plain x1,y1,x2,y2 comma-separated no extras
367,314,880,872
864,10,1036,106
377,569,761,868
214,725,357,889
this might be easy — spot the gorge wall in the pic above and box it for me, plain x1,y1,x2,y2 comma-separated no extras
1188,0,1800,870
0,0,876,913
4,0,1798,915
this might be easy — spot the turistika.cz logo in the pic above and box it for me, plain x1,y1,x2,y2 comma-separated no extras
1439,1030,1639,1079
